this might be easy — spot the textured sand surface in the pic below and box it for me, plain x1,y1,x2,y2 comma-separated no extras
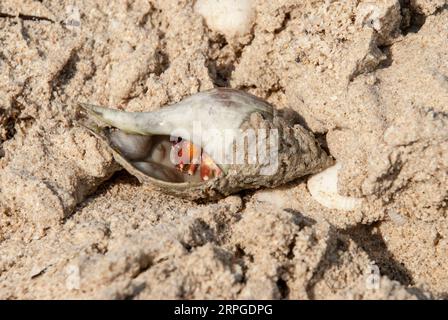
0,0,447,299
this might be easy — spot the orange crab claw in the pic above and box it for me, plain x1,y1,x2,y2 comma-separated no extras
200,153,222,181
172,139,222,181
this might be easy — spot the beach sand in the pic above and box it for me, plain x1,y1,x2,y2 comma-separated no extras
0,0,446,299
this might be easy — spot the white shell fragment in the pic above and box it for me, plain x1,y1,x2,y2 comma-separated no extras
307,162,363,211
194,0,255,38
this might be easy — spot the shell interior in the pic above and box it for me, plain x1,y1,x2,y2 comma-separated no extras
106,128,222,183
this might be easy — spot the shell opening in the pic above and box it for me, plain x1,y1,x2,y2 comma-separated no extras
107,128,222,183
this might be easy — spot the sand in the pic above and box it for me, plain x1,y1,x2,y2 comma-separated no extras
0,0,447,299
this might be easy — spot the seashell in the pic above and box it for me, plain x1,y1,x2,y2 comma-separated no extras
307,162,363,211
80,88,334,200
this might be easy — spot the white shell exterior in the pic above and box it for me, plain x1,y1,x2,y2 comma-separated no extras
83,89,272,170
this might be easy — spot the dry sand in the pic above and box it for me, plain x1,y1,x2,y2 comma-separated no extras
0,0,447,299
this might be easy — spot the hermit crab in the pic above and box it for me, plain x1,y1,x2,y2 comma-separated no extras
80,88,333,200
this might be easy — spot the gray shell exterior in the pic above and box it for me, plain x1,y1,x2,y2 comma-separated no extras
81,88,334,200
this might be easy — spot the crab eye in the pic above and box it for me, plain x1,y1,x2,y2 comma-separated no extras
108,129,222,183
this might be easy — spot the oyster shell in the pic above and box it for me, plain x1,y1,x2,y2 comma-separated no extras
80,88,333,200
